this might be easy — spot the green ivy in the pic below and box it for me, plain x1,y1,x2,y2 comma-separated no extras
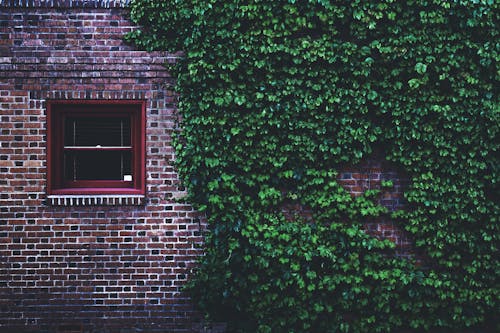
126,0,499,332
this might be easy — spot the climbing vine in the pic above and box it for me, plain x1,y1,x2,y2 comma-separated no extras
126,1,499,332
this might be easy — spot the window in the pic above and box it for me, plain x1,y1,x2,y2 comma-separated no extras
47,100,146,195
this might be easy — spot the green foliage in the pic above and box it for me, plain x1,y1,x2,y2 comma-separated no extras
127,0,499,332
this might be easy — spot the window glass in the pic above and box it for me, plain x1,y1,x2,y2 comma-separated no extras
64,150,132,181
64,117,131,147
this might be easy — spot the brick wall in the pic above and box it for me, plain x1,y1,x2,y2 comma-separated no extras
0,1,414,332
336,157,415,259
281,157,415,259
0,1,218,332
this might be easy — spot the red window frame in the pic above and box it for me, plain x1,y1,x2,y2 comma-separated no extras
47,100,146,195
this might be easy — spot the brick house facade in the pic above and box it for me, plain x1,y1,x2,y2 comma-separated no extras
0,1,212,332
0,1,412,332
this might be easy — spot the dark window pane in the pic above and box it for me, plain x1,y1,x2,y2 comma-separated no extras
64,151,132,181
64,117,131,147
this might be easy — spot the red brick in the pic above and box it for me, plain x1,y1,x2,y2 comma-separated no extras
0,2,207,332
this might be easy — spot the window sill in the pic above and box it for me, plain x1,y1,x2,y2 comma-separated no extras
47,194,145,206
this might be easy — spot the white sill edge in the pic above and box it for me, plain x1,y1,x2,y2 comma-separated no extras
47,194,145,206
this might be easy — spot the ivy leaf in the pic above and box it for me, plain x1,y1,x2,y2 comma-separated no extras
415,62,428,74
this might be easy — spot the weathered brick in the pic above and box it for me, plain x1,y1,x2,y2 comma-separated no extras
0,1,208,332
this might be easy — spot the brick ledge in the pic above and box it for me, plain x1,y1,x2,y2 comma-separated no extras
0,0,131,8
47,194,145,206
